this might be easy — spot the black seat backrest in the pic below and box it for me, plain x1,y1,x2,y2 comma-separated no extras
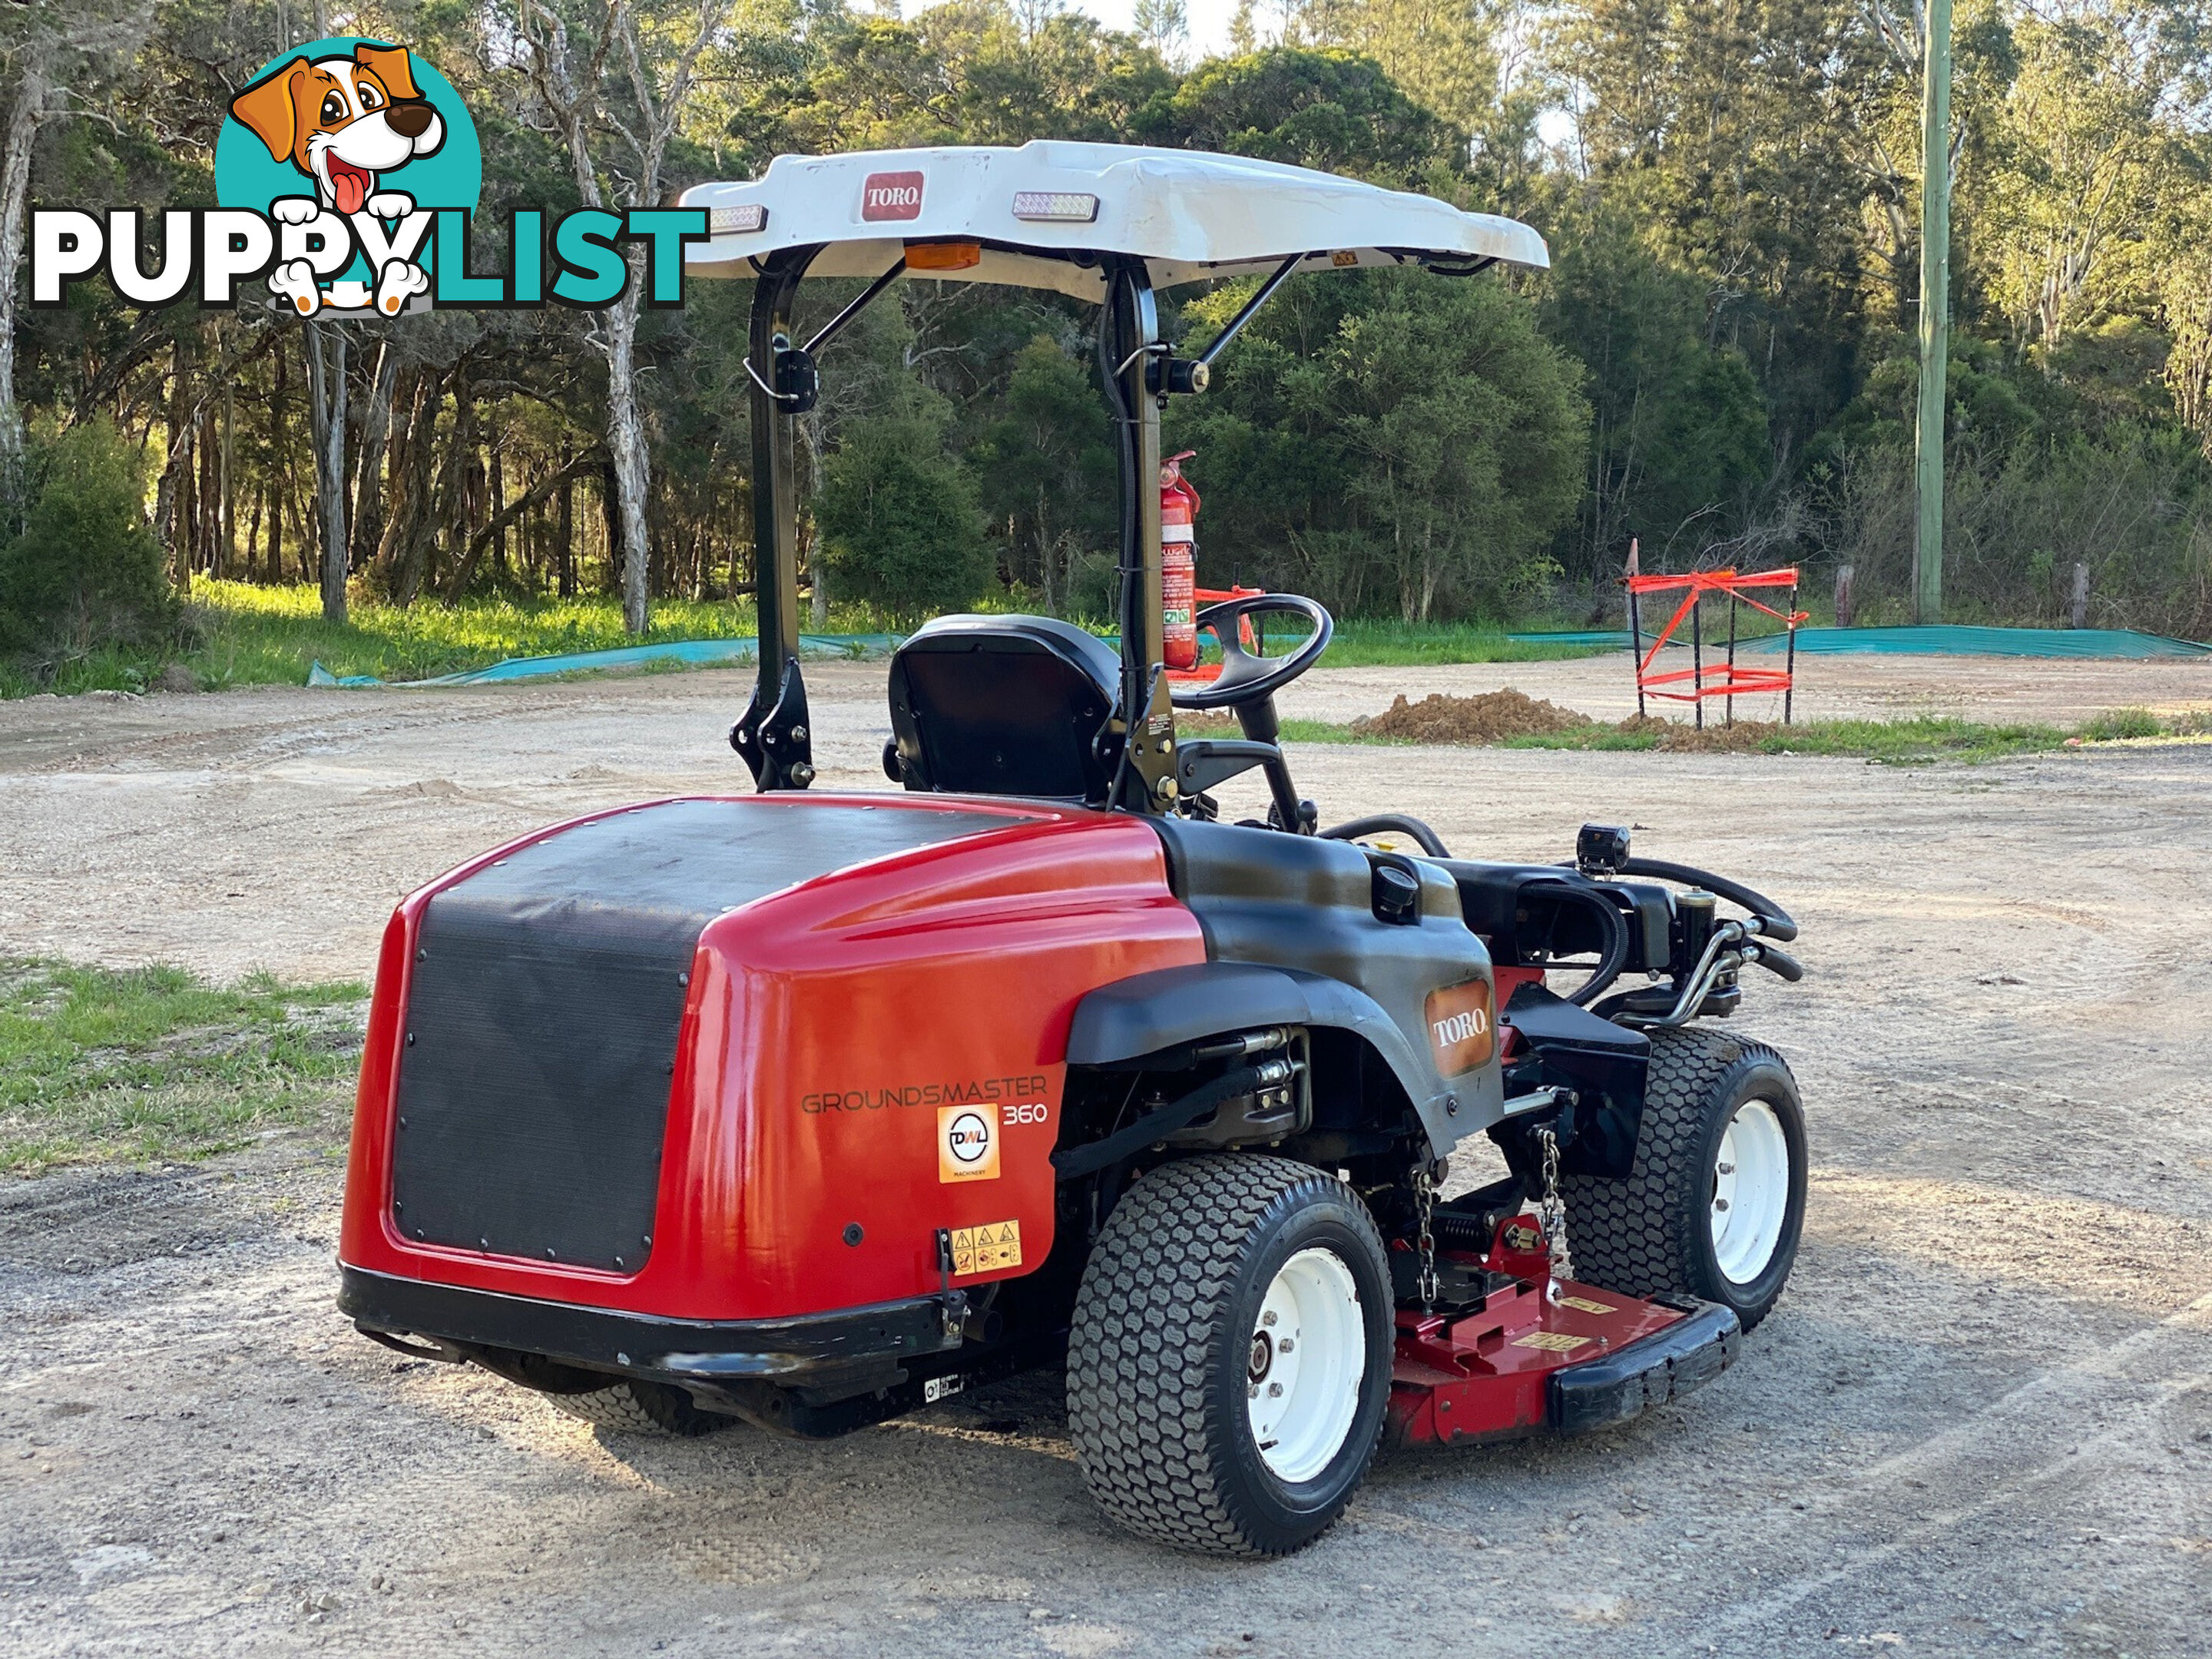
887,614,1121,803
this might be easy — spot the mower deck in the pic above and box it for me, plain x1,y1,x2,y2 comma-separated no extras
1386,1233,1740,1449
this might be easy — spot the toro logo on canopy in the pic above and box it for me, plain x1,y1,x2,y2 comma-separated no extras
861,171,925,223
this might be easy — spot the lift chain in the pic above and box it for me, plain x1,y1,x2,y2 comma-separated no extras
1535,1124,1572,1283
1412,1164,1440,1313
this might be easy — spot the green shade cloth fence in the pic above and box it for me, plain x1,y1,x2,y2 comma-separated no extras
1511,626,2210,658
307,634,904,687
307,623,2209,688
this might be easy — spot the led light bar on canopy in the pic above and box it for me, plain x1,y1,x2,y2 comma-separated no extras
1011,190,1099,223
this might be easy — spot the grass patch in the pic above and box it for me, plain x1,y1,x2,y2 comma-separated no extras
5,584,1612,697
0,959,368,1174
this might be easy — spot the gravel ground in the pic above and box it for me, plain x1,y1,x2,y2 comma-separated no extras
2,656,2210,1657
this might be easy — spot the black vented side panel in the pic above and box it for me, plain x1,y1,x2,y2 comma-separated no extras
389,799,1015,1270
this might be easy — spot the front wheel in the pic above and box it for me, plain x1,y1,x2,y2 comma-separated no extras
1561,1028,1806,1331
1067,1155,1392,1556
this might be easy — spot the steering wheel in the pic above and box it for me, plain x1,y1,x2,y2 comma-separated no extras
1169,593,1334,711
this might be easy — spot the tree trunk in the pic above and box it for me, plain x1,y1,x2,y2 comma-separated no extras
220,384,237,578
157,336,190,592
351,345,399,577
598,460,623,596
267,343,286,582
488,438,508,584
435,369,476,594
0,51,51,529
602,289,654,633
303,323,349,621
556,449,576,598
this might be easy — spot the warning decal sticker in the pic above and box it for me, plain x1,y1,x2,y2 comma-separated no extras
1556,1295,1618,1316
949,1220,1022,1276
1510,1330,1594,1353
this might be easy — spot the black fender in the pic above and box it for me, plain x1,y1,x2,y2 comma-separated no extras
1065,961,1440,1128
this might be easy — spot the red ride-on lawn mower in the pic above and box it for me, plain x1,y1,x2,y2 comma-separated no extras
339,143,1810,1557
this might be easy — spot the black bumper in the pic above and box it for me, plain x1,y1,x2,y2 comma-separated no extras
1547,1299,1741,1435
339,1265,965,1386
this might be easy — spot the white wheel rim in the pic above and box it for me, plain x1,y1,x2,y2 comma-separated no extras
1246,1246,1366,1484
1711,1099,1790,1285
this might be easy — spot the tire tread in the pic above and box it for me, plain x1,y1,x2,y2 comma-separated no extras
1561,1028,1788,1313
1066,1155,1380,1556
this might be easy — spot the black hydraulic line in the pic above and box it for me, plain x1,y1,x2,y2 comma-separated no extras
1318,814,1452,858
1194,253,1305,368
1747,942,1804,982
1547,882,1631,1008
1052,1061,1283,1179
1617,855,1798,943
802,257,906,356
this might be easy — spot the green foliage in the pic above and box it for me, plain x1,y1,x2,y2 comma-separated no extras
971,336,1118,617
0,419,177,674
1135,48,1445,184
1174,268,1587,620
0,957,366,1173
1541,214,1770,574
815,418,992,620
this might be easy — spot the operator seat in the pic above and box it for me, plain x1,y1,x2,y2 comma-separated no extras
886,614,1121,803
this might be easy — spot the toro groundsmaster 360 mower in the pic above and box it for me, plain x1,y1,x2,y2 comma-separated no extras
339,143,1809,1557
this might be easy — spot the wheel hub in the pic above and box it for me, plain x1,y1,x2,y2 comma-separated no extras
1711,1098,1790,1285
1246,1247,1365,1484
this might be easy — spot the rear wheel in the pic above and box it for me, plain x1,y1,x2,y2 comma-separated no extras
1067,1155,1392,1556
1560,1028,1806,1331
547,1378,734,1437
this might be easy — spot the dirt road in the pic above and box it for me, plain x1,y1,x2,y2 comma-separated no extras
3,660,2210,1657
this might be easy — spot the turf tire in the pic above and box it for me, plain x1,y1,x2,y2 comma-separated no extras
1559,1027,1806,1331
1066,1154,1392,1557
547,1379,734,1437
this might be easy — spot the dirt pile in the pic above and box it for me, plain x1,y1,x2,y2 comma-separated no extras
1350,689,1594,742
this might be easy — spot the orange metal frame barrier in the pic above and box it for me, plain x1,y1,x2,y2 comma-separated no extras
1627,568,1807,727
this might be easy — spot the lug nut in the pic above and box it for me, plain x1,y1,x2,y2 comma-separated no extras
1714,1197,1730,1212
1268,1382,1283,1397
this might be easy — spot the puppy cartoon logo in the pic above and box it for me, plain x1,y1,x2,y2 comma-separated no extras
230,45,446,221
215,36,481,318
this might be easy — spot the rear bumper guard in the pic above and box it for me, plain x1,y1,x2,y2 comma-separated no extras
339,1265,966,1387
1547,1298,1740,1435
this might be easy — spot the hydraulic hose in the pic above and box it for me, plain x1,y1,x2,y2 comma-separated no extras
1617,856,1798,943
1318,814,1452,858
1541,881,1631,1008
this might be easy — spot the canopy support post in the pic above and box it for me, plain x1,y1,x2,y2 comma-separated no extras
731,246,820,791
1102,259,1174,815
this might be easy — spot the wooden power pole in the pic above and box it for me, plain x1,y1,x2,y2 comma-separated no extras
1914,0,1953,625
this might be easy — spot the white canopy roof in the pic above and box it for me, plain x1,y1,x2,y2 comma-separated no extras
680,141,1548,300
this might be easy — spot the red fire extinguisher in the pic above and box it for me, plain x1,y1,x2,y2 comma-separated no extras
1161,450,1200,671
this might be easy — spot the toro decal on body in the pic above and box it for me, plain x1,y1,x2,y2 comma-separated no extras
1423,979,1495,1076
